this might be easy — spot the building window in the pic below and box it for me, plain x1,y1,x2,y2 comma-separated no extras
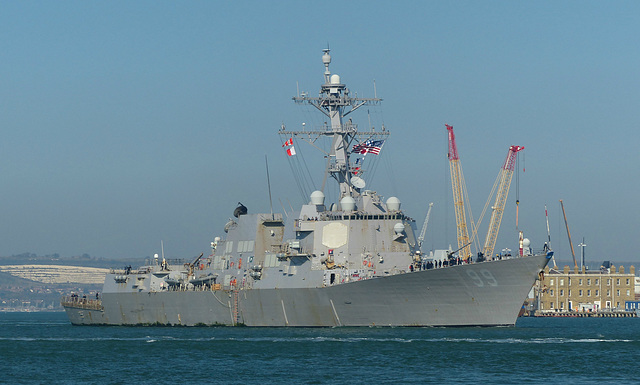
560,289,564,296
560,302,564,309
550,278,554,285
550,302,554,309
587,278,591,285
579,279,583,285
617,290,620,296
568,290,572,296
627,279,630,285
627,289,630,296
607,289,611,296
550,289,554,296
617,279,620,285
568,278,572,285
617,302,620,308
587,290,591,296
608,279,611,286
560,279,564,286
595,290,599,296
579,290,583,296
595,279,599,285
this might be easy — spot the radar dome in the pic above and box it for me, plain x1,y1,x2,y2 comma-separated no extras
340,196,356,211
330,74,341,85
386,197,401,211
523,238,531,247
394,223,405,234
310,190,325,205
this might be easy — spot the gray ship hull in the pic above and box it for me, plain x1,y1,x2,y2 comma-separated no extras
63,253,549,327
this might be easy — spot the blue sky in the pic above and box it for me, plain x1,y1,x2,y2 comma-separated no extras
2,1,639,266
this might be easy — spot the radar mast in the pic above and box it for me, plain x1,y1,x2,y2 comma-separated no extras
282,49,388,199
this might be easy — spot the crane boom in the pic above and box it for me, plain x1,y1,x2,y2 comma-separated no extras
560,199,578,268
482,145,524,259
446,124,472,259
418,202,434,249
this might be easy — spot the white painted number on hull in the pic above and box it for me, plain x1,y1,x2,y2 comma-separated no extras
467,270,498,287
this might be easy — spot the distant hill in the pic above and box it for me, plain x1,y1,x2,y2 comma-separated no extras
0,253,145,269
0,271,40,287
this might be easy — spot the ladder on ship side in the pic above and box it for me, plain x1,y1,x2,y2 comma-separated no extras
232,289,240,326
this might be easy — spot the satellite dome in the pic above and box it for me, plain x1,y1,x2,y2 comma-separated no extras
394,223,405,234
310,190,325,205
386,197,401,211
340,196,356,211
330,74,341,85
523,238,531,247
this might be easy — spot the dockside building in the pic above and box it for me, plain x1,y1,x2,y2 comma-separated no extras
537,263,636,313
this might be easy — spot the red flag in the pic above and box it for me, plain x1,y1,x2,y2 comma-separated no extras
286,146,296,156
282,138,293,147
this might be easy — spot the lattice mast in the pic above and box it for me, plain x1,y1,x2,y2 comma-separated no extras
417,202,434,249
284,49,386,199
482,145,524,259
446,124,472,259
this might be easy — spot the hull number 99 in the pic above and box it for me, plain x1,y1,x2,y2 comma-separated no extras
467,269,498,287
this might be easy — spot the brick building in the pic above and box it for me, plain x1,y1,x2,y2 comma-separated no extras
536,264,636,313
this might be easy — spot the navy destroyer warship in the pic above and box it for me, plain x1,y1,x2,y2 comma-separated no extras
62,49,551,327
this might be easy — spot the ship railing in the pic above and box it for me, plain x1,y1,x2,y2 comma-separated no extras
60,296,103,311
109,259,189,274
144,258,188,266
165,283,226,292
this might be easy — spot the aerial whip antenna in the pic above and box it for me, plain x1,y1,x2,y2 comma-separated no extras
265,155,274,219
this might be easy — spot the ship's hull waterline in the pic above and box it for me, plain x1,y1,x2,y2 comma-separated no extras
64,253,549,327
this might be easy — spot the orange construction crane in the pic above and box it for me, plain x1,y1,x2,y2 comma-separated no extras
446,124,472,259
482,145,524,259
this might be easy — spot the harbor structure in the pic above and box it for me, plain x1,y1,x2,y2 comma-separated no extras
535,263,636,314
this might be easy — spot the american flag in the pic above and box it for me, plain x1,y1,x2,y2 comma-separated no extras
352,140,385,155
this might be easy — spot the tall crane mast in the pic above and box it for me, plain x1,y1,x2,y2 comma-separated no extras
446,124,472,259
418,202,434,249
560,199,578,268
482,145,524,259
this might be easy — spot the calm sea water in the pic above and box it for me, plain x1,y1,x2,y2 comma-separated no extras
0,312,638,384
